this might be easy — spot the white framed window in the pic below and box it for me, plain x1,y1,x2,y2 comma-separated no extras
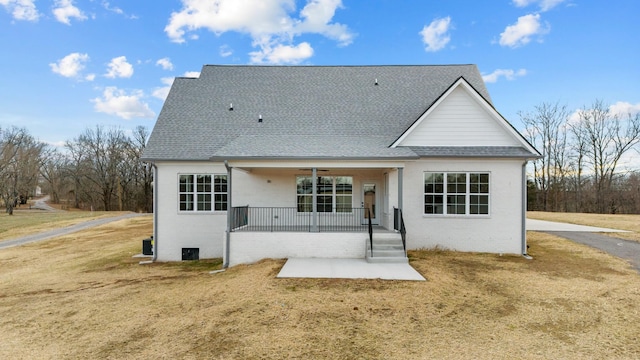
296,176,353,213
179,174,227,212
424,172,489,215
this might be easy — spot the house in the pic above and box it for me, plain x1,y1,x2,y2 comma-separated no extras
141,65,540,266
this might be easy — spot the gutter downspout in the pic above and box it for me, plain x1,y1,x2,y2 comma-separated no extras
152,163,158,262
140,163,158,265
223,161,232,268
522,161,532,259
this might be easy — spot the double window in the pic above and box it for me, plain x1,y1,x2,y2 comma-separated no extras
424,172,489,215
296,176,353,213
179,174,227,212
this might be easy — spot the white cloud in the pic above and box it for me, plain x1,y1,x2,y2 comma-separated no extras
102,1,122,14
92,87,155,119
419,16,452,52
50,52,90,78
105,56,134,78
102,1,137,19
609,101,640,118
296,0,352,45
152,77,175,100
153,72,201,101
164,0,353,64
183,71,200,78
482,68,527,83
0,0,39,21
53,0,86,25
156,57,174,71
219,45,233,57
499,13,549,48
568,101,640,125
250,42,313,64
512,0,566,12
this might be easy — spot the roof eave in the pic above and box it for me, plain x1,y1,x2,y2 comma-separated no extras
209,155,421,162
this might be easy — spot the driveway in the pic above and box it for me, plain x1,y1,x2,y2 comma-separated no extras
0,213,150,250
527,218,640,273
30,195,59,211
527,219,629,233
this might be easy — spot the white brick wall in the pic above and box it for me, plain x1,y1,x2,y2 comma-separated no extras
401,158,524,254
227,232,366,266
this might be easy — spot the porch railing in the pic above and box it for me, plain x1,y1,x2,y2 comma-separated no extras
394,207,407,256
230,206,370,232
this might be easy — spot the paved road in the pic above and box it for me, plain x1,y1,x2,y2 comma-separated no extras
544,231,640,273
0,213,150,250
528,219,640,273
30,195,59,211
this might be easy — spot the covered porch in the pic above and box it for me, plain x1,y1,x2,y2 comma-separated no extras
222,160,407,266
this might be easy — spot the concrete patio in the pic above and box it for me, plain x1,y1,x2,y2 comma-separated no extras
277,258,425,281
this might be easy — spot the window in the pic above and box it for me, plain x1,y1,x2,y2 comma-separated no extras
424,172,489,215
469,173,490,215
296,176,353,213
179,174,227,212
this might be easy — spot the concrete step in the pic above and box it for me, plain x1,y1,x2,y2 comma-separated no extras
371,232,402,240
370,248,405,257
366,256,408,264
372,244,404,251
365,232,407,263
372,238,402,245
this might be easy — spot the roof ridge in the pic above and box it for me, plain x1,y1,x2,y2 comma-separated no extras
201,64,477,68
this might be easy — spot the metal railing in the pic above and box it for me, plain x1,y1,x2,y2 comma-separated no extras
231,205,249,229
367,208,373,257
394,207,407,256
230,206,370,232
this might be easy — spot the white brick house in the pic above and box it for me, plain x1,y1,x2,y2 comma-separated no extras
142,65,539,266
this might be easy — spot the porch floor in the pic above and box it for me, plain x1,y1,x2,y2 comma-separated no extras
277,258,425,281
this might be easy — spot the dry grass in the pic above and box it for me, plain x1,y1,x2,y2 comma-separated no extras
1,215,640,359
0,209,131,242
528,211,640,242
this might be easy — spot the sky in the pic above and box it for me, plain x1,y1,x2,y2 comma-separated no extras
1,0,639,149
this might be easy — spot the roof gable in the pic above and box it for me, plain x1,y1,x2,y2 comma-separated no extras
391,78,538,154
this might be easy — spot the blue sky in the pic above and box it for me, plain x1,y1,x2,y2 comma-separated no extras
1,0,638,147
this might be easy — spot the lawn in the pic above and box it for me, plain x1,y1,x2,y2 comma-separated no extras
0,215,639,359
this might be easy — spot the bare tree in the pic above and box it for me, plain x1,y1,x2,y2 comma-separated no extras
568,118,589,212
126,126,153,212
572,100,640,213
65,126,128,211
520,102,571,211
40,147,70,205
0,127,44,214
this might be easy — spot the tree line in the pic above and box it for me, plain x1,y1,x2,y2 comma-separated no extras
0,125,152,215
4,99,640,215
522,100,640,214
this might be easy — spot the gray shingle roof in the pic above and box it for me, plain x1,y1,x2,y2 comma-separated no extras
409,146,539,158
142,65,535,161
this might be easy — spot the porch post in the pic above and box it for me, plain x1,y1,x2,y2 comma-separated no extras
223,161,232,268
312,168,318,232
398,167,403,210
